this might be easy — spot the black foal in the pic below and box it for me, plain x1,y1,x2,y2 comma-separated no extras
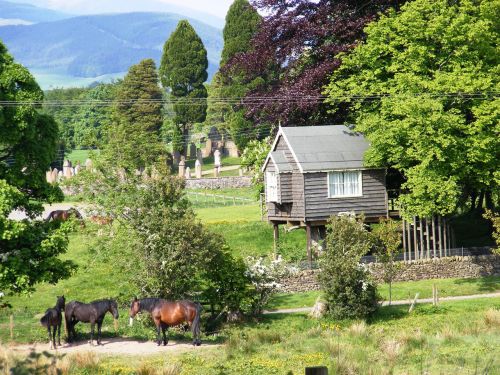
40,295,65,349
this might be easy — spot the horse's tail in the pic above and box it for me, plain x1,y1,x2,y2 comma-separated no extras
40,311,50,327
192,302,202,341
64,303,74,336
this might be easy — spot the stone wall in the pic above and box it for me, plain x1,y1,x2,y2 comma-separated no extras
185,176,252,190
279,255,500,293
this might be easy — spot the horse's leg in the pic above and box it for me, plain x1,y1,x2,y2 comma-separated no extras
47,326,53,349
90,322,95,346
97,320,103,345
52,324,57,349
57,321,62,346
161,322,168,346
153,316,162,346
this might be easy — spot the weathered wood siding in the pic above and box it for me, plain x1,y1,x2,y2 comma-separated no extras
265,135,305,220
304,169,387,220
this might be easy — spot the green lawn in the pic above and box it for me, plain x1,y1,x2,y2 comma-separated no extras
185,155,242,171
267,276,500,310
4,298,499,374
64,149,99,165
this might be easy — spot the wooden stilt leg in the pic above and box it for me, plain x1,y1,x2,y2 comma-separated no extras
413,217,418,260
402,218,407,261
438,216,443,258
273,223,279,256
306,224,312,269
432,216,436,259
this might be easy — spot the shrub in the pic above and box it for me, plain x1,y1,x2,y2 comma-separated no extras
245,256,290,314
318,215,379,319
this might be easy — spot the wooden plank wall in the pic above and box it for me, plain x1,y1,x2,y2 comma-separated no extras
303,169,387,220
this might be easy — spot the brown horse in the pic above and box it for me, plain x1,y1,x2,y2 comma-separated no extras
46,208,84,224
129,298,202,346
89,215,113,225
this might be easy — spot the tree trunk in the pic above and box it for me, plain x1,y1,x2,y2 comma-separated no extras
485,190,494,211
477,189,485,212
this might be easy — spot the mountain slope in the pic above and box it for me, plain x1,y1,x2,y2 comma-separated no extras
0,12,222,84
0,0,70,24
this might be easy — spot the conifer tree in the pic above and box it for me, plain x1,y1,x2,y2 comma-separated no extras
103,58,164,171
160,20,208,154
209,0,261,151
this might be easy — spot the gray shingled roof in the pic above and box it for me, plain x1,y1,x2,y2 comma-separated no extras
281,125,369,172
270,151,293,172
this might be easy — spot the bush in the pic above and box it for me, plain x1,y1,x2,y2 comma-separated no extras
318,215,379,319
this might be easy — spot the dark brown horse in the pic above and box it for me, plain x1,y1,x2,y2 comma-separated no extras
46,208,84,225
65,299,119,345
40,295,65,349
129,298,202,346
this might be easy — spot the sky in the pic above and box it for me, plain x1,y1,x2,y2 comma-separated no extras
41,0,235,19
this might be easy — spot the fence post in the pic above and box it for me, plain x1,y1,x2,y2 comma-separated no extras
10,314,14,340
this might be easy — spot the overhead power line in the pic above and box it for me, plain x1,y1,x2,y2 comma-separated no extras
0,91,497,107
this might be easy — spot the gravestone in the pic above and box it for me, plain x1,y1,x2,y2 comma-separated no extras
196,149,203,165
173,151,181,166
214,149,222,168
203,139,212,158
185,167,191,179
74,164,81,175
225,140,239,157
63,159,72,178
46,170,53,183
85,158,93,171
51,168,58,183
213,166,220,178
57,170,63,182
195,160,202,179
178,157,186,178
239,168,244,177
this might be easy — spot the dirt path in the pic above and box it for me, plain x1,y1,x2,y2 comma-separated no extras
263,291,500,314
9,338,221,356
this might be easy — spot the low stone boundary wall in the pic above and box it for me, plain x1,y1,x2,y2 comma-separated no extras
185,176,252,189
279,255,500,293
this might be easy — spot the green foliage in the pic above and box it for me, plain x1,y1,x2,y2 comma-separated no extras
372,218,403,304
44,83,118,151
160,20,208,152
102,59,164,171
483,210,500,254
0,41,74,299
206,0,261,151
325,0,500,218
241,137,272,197
74,161,252,315
319,215,379,319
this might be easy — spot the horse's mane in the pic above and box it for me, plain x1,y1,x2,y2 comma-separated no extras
90,299,116,309
139,298,162,312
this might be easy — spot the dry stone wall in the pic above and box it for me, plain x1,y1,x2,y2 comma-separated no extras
279,255,500,293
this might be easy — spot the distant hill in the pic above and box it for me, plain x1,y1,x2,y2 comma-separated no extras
0,0,70,24
0,12,223,87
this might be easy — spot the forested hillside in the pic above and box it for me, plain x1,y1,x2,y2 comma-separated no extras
0,12,222,84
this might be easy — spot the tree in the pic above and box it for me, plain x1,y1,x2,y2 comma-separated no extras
318,215,378,319
0,41,75,300
225,0,404,126
160,20,208,155
103,59,164,171
325,0,499,218
372,218,402,305
73,161,252,317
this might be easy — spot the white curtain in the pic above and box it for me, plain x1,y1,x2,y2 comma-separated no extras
329,171,361,197
266,172,278,202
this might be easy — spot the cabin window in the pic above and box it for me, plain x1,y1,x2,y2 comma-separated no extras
328,171,362,198
266,172,279,202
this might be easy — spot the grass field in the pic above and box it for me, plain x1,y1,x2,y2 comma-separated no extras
2,299,499,374
2,197,499,373
64,149,99,165
267,276,500,310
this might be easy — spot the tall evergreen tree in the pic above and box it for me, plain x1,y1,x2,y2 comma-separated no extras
209,0,261,151
160,20,208,154
103,58,164,171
